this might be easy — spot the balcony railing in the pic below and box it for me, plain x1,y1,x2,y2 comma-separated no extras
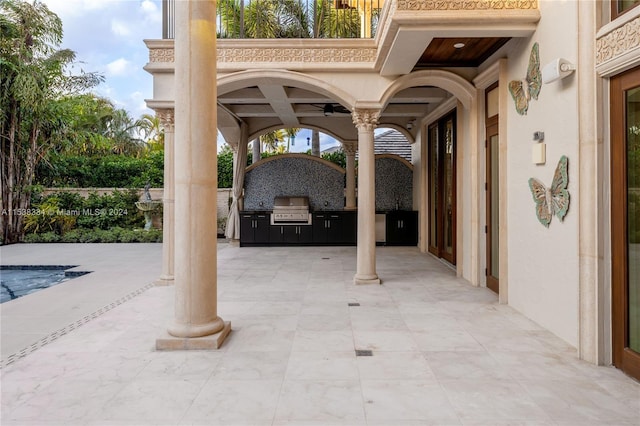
161,0,384,40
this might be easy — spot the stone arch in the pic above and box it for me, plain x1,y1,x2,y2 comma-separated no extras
218,69,356,109
379,69,475,110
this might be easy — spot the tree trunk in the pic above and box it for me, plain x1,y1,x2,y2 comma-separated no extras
312,130,320,156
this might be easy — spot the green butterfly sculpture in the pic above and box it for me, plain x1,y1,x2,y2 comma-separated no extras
528,155,570,228
509,42,542,115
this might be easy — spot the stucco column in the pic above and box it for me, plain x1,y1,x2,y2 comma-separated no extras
157,108,175,285
157,0,230,349
353,109,380,285
343,141,357,210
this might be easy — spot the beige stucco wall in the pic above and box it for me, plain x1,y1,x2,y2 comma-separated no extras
505,0,580,347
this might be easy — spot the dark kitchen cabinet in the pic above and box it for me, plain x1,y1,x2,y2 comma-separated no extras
385,211,418,246
313,211,356,245
240,213,270,245
270,224,313,244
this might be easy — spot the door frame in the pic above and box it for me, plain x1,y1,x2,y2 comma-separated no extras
611,65,640,380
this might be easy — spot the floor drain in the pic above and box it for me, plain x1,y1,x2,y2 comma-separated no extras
348,302,360,306
355,349,373,356
322,257,330,260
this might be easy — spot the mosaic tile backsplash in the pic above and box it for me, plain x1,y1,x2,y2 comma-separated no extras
244,157,345,210
243,155,413,211
375,157,413,211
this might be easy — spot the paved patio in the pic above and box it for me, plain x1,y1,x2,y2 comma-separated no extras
1,243,638,425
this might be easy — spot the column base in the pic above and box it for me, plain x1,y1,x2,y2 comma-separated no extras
227,239,240,247
156,321,231,350
354,274,381,285
155,275,174,286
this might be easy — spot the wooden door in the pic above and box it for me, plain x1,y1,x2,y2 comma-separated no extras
611,65,640,380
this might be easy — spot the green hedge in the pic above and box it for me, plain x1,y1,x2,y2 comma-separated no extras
36,151,164,188
23,228,162,243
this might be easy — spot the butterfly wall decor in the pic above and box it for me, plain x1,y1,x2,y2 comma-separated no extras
528,155,570,228
509,42,542,115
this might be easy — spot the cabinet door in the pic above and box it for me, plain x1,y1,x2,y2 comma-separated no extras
298,225,313,244
240,214,255,244
313,214,328,243
326,215,344,243
254,214,270,243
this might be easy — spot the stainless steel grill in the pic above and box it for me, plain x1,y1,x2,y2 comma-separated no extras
271,196,312,224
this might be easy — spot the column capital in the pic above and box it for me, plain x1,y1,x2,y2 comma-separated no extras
352,109,380,132
342,141,358,155
156,108,175,132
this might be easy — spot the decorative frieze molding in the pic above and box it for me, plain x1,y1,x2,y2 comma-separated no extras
218,47,377,63
149,46,377,64
596,16,640,71
396,0,538,10
149,48,175,63
352,109,380,132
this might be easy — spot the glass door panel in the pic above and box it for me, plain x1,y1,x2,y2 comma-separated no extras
626,86,640,352
429,125,439,254
443,117,454,258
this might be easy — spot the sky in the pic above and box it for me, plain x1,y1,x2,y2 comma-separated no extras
41,0,341,152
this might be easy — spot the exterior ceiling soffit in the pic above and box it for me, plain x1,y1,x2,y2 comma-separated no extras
374,4,539,75
595,11,640,77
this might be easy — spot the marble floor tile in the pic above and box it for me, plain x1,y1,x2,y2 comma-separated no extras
274,380,365,423
182,379,282,423
135,351,224,381
412,329,485,352
424,351,512,381
211,351,290,380
356,351,436,380
440,379,551,423
222,328,295,352
360,380,460,423
519,378,639,424
285,351,359,380
352,329,419,351
297,313,352,331
291,329,355,352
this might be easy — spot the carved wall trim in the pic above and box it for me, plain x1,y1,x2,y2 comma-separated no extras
596,15,640,73
396,0,538,10
149,46,377,63
149,48,175,63
218,47,377,63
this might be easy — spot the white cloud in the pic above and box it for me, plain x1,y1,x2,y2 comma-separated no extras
111,20,132,37
106,57,131,76
141,0,161,23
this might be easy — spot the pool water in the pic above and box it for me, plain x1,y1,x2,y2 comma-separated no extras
0,267,87,303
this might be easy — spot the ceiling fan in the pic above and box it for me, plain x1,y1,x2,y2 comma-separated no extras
311,103,351,116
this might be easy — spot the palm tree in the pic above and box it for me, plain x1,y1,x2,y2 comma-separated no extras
217,0,363,39
137,113,164,152
260,129,286,153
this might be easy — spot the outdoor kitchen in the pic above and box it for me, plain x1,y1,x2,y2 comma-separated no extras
239,153,416,246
